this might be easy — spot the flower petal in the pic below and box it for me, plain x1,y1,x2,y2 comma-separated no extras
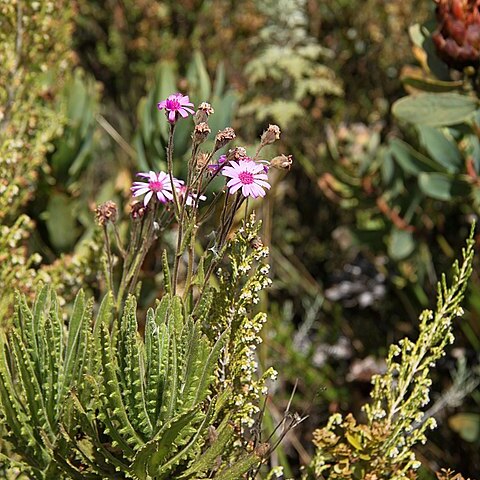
254,179,271,189
144,190,154,206
227,178,242,188
131,187,150,196
229,182,243,194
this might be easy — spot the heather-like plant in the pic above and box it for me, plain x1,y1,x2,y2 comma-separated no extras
0,95,291,478
303,226,475,479
0,2,103,317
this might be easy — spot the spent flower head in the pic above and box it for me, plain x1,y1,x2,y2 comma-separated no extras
261,124,281,146
95,201,118,226
226,146,249,162
193,122,211,144
194,102,215,124
131,171,181,206
222,160,271,198
157,93,195,124
270,154,293,170
214,127,236,151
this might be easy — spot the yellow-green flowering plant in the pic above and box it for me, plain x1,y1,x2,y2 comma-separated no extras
302,225,476,480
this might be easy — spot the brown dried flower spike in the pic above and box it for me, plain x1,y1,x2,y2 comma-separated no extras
95,201,118,226
214,127,236,151
193,122,211,144
226,146,248,162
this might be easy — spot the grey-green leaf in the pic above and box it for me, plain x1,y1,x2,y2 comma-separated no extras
392,93,478,127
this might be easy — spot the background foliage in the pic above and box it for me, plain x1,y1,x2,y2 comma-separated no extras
0,0,479,478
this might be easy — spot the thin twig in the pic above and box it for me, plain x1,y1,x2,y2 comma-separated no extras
95,114,137,160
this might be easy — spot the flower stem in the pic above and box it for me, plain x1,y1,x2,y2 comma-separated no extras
167,123,181,220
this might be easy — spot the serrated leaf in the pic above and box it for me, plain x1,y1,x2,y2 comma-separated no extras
214,453,261,480
177,416,233,479
131,408,199,479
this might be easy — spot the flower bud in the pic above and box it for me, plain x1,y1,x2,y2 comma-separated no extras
194,102,215,125
214,127,236,151
131,201,148,220
260,124,281,145
193,122,211,144
95,201,117,226
270,154,293,170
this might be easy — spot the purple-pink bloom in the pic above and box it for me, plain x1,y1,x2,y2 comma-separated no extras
157,93,195,124
208,154,228,174
222,160,271,198
131,171,181,206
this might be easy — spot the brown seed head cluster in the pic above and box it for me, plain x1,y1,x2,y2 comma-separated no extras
95,201,118,226
214,127,236,150
432,0,480,70
193,122,211,144
226,146,248,162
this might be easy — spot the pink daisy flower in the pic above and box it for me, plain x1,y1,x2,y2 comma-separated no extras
222,160,271,198
131,171,181,206
157,93,195,124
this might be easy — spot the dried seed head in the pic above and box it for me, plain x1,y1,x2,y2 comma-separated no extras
214,127,236,151
196,152,210,170
261,124,281,145
226,146,248,162
270,154,293,170
193,122,211,144
131,201,148,220
95,201,118,226
194,102,215,124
